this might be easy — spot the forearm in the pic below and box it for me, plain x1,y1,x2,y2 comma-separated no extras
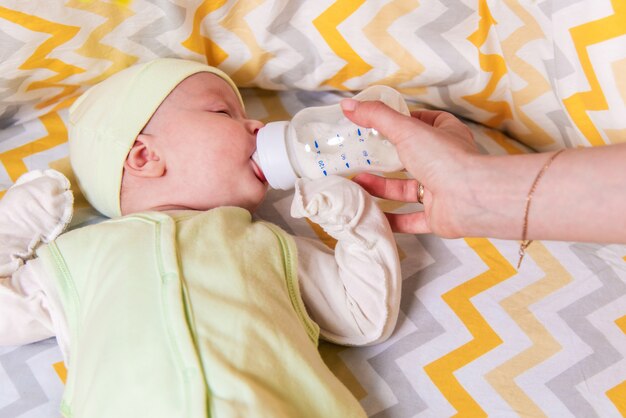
462,144,626,243
292,176,402,345
295,235,400,346
0,169,73,347
0,260,55,346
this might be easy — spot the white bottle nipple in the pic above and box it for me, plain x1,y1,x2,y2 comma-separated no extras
251,150,265,182
251,150,260,166
254,121,298,190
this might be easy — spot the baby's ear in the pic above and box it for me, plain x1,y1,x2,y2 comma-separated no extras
123,134,165,178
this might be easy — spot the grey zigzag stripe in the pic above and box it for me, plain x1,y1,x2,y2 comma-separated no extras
127,0,185,58
538,0,583,148
546,244,626,417
414,0,476,116
0,29,29,129
255,189,295,231
267,0,323,88
0,105,19,131
0,339,58,418
538,0,583,18
295,89,343,107
541,47,578,148
0,123,26,159
545,109,578,149
367,234,461,417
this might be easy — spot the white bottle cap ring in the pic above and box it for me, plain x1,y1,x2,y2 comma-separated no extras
255,121,298,190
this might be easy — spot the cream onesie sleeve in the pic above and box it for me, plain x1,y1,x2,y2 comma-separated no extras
0,170,72,349
291,175,402,346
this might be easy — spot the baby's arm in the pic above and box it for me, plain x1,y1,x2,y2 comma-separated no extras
291,175,401,346
0,170,73,345
1,261,58,345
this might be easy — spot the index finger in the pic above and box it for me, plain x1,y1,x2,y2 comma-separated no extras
352,173,420,203
411,109,472,137
340,99,428,149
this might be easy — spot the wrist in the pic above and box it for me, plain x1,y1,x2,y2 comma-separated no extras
455,154,534,239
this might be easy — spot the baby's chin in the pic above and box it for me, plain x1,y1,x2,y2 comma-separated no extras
243,188,269,213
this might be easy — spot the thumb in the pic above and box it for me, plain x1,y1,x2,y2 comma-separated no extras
340,99,421,148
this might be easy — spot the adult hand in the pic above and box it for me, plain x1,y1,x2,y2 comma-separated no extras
340,99,480,237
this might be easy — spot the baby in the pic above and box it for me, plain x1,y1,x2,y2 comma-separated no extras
0,58,401,418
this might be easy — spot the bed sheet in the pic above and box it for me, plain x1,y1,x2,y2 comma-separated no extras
1,88,625,418
1,0,626,156
1,0,626,417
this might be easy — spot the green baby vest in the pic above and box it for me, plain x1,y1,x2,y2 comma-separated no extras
36,208,366,418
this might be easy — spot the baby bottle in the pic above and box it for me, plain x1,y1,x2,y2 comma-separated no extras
252,85,410,190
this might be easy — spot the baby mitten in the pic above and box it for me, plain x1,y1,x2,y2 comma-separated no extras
0,169,73,276
291,175,382,248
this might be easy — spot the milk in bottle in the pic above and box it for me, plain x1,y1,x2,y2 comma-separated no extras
253,85,410,190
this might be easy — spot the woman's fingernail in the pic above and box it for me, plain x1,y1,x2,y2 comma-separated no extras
340,98,358,112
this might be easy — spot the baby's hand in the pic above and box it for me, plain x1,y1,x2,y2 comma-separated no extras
291,175,385,248
291,175,367,226
0,169,73,276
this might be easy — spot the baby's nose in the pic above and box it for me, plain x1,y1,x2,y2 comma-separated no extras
246,119,264,135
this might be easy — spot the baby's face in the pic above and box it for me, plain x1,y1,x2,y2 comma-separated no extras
140,72,267,212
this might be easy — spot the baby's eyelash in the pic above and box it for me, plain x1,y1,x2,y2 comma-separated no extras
211,109,231,117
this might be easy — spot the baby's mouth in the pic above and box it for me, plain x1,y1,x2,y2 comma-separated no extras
251,151,266,183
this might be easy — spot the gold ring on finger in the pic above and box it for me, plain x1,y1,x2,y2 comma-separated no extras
417,182,425,204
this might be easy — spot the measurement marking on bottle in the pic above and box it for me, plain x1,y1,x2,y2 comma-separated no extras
367,159,371,165
314,140,319,149
357,128,362,136
323,170,327,176
345,163,350,168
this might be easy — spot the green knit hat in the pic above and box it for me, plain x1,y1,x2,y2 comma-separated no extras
69,58,243,218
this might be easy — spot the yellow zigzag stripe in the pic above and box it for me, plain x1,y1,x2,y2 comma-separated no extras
53,361,67,384
606,314,626,414
424,238,515,417
313,0,372,90
221,0,274,86
485,242,570,417
562,0,626,146
306,218,337,250
362,0,425,94
0,6,83,111
78,0,132,4
501,0,553,149
68,0,137,86
0,112,67,182
462,0,512,128
483,129,526,155
611,57,626,114
181,0,229,66
607,381,626,415
255,90,291,123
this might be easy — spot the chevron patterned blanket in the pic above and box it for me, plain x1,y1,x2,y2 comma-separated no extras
1,1,625,417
